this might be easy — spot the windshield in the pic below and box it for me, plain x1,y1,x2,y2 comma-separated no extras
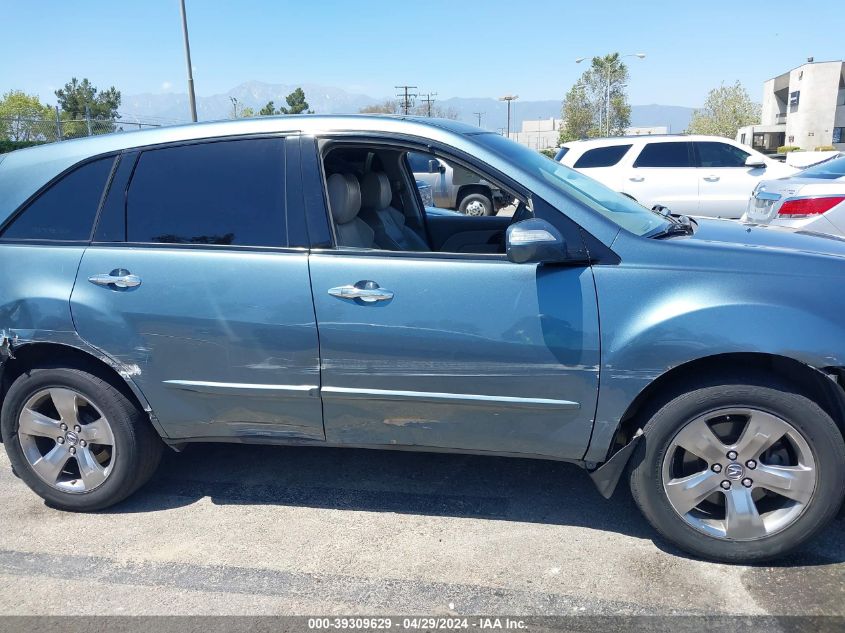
797,155,845,180
477,133,669,236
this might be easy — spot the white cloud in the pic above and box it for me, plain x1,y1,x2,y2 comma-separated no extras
161,81,173,91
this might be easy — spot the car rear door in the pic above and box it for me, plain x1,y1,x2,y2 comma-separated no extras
70,135,325,442
693,141,757,219
623,141,700,214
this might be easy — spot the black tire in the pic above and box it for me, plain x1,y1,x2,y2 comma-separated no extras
1,364,163,511
458,192,494,216
629,377,845,563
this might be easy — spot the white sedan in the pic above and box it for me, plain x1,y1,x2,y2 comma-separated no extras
743,155,845,236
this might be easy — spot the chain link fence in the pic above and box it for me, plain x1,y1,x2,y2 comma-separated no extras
0,113,166,148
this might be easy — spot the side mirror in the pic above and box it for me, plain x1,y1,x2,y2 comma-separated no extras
428,159,444,174
506,218,570,264
745,155,766,169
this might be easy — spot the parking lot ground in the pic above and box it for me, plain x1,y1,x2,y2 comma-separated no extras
0,443,843,617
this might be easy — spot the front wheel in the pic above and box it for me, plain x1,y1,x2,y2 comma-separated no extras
629,379,845,562
1,364,163,511
458,192,494,216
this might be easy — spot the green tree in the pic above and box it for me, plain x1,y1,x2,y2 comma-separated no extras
259,101,280,116
559,81,594,142
229,97,255,118
686,81,760,139
54,77,121,137
279,87,313,114
0,90,54,142
559,52,631,142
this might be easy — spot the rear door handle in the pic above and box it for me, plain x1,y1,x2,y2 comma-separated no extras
328,281,393,303
629,176,645,182
88,270,142,289
703,175,720,182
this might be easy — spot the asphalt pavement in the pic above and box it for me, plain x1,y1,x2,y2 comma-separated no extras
0,442,842,617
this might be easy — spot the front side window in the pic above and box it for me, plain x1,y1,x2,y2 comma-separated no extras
125,138,286,246
407,152,437,173
633,142,693,168
1,156,114,241
573,144,632,169
695,142,750,168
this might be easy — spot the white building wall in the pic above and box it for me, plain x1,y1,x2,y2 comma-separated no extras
784,62,843,150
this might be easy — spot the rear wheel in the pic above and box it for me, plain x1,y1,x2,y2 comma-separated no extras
629,379,845,562
1,364,163,511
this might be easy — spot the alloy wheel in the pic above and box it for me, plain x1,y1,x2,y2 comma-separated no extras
661,407,816,541
17,387,117,493
463,200,487,216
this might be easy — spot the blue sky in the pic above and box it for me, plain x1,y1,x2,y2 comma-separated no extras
1,0,840,110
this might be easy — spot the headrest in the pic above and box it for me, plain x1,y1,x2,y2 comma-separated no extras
327,173,362,224
360,172,393,211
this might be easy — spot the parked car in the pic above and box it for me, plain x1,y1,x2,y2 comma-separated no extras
743,155,845,235
557,135,798,218
409,151,513,215
1,115,844,564
415,179,434,207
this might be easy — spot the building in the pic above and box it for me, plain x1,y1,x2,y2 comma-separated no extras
737,59,845,153
511,119,669,151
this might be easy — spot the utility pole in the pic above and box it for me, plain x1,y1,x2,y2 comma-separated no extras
395,85,418,115
473,112,484,127
179,0,198,122
499,95,518,139
419,92,437,117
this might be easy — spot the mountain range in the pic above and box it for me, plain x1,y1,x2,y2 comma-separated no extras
121,80,697,133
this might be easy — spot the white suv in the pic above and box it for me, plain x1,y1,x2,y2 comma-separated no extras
556,135,797,218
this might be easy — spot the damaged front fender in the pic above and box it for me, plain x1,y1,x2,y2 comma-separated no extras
588,431,643,499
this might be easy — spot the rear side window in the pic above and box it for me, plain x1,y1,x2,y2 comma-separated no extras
1,156,114,241
125,138,286,246
695,141,750,168
633,142,693,168
573,144,632,168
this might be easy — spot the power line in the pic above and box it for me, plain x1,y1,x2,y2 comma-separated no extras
418,92,438,117
473,112,485,127
395,85,418,115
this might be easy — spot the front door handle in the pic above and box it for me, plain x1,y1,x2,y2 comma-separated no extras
703,175,720,182
88,270,142,289
328,281,393,303
629,176,645,182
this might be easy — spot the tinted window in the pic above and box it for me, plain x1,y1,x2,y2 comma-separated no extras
407,152,435,173
696,142,749,168
798,155,845,180
1,156,114,241
554,147,569,161
633,142,692,168
126,139,285,246
574,144,632,168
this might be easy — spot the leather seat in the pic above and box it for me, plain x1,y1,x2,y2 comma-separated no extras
359,172,429,252
327,173,375,248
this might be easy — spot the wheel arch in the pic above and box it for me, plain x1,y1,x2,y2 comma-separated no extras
456,184,493,206
0,341,166,441
609,352,845,461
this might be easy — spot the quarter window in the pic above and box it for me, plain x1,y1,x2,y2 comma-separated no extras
1,156,114,241
573,144,632,168
633,142,693,168
695,142,750,168
125,138,286,246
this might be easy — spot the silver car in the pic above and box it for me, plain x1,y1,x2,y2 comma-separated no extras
744,155,845,235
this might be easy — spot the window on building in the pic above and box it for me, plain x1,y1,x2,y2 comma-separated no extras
124,139,286,247
633,142,693,168
833,128,844,144
694,142,750,168
573,144,632,168
1,156,115,241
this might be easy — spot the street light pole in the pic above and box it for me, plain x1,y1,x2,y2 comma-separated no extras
575,53,644,137
499,95,518,139
179,0,198,123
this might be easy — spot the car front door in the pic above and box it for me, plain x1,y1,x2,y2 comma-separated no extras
693,141,756,219
70,136,325,442
306,139,600,460
623,141,700,215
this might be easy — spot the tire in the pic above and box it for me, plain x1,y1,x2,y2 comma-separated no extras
1,364,163,511
628,377,845,563
458,192,494,216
